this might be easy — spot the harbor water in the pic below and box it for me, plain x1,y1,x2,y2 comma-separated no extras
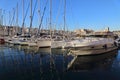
0,44,120,80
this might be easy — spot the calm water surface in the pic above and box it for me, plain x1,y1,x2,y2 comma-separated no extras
0,44,120,80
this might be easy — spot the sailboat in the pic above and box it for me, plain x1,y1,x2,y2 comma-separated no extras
51,0,67,49
19,0,38,47
37,0,52,48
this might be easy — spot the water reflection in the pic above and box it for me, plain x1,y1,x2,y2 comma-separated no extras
0,44,120,80
67,50,118,71
0,44,72,80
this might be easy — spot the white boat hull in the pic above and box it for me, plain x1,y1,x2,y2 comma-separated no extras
51,41,66,49
28,42,37,47
19,42,29,46
66,37,118,55
69,46,117,56
37,40,51,48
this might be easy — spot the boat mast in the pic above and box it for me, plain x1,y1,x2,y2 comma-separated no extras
64,0,66,32
63,0,66,39
11,8,15,36
3,10,6,26
38,0,41,36
50,0,52,39
8,11,10,36
22,0,24,35
16,3,18,26
37,0,48,36
29,0,33,35
38,0,40,19
16,2,18,34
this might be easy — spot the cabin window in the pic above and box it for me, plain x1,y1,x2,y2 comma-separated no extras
103,44,107,49
111,44,114,46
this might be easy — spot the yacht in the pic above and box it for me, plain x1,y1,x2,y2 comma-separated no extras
68,31,118,56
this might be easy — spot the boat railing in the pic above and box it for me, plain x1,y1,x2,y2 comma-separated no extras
83,37,113,44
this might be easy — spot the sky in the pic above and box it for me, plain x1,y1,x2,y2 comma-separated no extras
0,0,120,31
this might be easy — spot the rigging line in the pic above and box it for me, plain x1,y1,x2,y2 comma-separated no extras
17,0,22,15
31,0,38,26
15,3,18,26
37,0,41,32
69,0,76,30
55,0,62,30
22,2,30,27
10,8,16,26
64,0,66,32
15,0,22,26
38,0,48,36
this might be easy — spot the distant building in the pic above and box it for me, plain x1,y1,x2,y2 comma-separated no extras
74,29,94,37
97,27,110,32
